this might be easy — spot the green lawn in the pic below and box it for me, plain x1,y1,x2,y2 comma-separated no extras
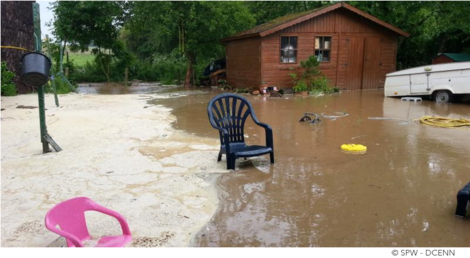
68,52,95,66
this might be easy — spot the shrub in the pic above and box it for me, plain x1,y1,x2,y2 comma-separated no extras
310,76,334,94
1,62,17,96
300,55,322,80
70,61,107,82
45,75,75,94
293,80,308,93
128,55,187,84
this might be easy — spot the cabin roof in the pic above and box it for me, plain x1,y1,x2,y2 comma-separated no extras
222,2,409,42
435,53,470,62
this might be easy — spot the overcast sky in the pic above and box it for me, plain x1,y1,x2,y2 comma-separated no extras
38,0,55,40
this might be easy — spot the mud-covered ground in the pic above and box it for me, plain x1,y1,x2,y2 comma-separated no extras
1,86,227,247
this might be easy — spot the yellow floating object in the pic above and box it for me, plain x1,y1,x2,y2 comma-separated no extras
341,144,367,154
419,116,470,128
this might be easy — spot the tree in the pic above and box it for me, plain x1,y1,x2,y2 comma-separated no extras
245,1,327,25
126,1,255,87
50,1,132,83
1,1,35,94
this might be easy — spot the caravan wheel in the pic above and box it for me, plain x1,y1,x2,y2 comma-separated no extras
434,90,454,103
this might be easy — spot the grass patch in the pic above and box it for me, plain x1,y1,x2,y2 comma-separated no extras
68,52,95,66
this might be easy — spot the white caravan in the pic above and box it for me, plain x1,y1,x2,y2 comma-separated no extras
384,62,470,103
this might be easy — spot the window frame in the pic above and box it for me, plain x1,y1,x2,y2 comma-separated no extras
279,36,298,64
314,36,332,63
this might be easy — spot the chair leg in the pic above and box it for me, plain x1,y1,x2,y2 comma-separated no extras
217,151,222,162
227,154,236,170
270,152,274,164
230,156,237,170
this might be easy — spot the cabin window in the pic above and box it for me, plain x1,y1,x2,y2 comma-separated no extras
280,36,297,63
315,36,331,62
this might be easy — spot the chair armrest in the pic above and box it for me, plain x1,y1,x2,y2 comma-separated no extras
45,222,84,247
253,121,273,148
254,121,272,130
93,205,132,236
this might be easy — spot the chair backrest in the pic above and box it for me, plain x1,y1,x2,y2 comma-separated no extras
45,197,97,247
207,93,254,145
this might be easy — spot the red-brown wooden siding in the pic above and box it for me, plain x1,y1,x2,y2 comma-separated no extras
226,8,400,90
432,55,454,64
225,38,261,88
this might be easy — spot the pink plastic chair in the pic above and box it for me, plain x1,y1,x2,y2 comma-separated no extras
45,197,132,247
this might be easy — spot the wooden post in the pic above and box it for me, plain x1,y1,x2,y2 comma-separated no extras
65,67,69,77
124,67,128,86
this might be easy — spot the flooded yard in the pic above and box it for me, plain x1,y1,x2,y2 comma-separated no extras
154,89,470,247
2,84,469,247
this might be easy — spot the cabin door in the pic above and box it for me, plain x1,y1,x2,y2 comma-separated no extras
344,38,365,90
362,38,382,89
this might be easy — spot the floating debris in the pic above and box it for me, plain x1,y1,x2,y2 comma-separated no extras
419,116,470,128
368,117,411,124
341,144,367,154
321,112,348,121
299,112,321,124
401,97,422,102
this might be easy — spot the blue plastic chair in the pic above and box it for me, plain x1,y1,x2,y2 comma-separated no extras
207,93,274,170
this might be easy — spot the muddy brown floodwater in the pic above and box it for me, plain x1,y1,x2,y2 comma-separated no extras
154,88,470,247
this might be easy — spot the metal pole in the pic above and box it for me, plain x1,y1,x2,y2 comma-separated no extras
33,2,61,153
33,3,49,152
46,35,60,107
59,41,64,73
53,79,59,106
37,85,50,153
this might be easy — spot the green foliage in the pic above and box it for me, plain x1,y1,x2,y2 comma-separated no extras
68,51,95,66
300,55,322,80
246,1,325,25
50,1,133,82
234,87,250,93
126,1,255,85
1,62,17,96
289,72,306,93
292,80,308,93
310,76,334,95
50,1,129,50
45,75,74,94
129,55,187,84
70,61,107,82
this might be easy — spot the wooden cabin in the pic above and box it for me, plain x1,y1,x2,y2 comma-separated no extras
222,2,409,90
432,53,470,65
